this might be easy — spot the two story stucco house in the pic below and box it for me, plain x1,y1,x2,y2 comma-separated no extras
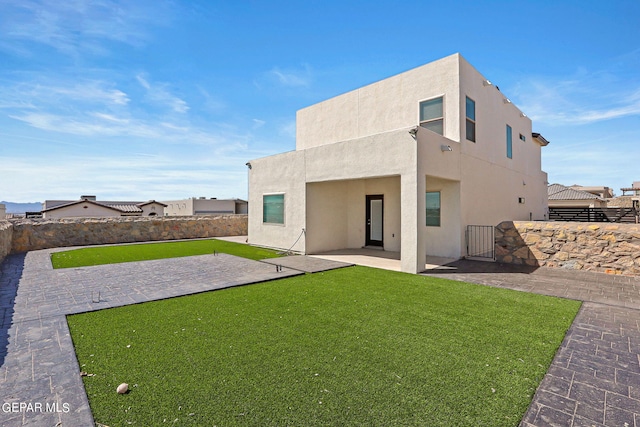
248,53,549,273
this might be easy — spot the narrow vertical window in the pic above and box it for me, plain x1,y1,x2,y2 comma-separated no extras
465,96,476,142
263,194,284,224
419,97,444,135
426,191,441,227
506,125,513,159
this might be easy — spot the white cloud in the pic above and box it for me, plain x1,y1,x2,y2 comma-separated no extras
197,86,226,113
90,112,130,124
136,73,190,113
0,0,172,57
0,76,201,140
0,79,129,109
136,74,151,90
513,70,640,126
0,148,254,201
8,111,157,137
269,65,313,87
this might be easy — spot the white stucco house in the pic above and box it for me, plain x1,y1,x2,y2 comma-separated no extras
162,197,248,216
247,53,550,273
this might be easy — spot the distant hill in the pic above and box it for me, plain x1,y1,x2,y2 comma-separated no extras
1,201,42,214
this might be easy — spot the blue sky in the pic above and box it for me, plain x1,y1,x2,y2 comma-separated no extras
1,0,639,202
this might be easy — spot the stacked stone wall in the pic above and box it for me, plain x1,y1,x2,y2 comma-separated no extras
496,221,640,276
0,221,12,265
8,215,247,254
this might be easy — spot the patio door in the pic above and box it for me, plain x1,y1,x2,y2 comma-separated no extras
366,195,384,247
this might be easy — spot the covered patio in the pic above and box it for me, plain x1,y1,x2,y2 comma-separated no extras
310,248,458,272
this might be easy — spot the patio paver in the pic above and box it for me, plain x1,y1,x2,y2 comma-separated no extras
261,255,353,273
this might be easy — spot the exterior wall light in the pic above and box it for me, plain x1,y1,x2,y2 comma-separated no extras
440,145,452,152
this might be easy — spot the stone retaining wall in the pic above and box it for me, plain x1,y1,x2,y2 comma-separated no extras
496,221,640,276
0,221,12,265
8,215,247,254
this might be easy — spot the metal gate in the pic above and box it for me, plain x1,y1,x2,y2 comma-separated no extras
466,225,495,260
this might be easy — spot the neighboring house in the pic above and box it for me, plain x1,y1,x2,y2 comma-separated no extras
548,184,607,208
621,181,640,196
247,53,550,274
607,196,640,209
568,185,614,199
42,196,166,219
162,197,248,216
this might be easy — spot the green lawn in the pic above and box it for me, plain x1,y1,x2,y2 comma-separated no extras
68,266,580,426
51,239,281,268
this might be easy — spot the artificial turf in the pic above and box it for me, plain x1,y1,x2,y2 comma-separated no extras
67,266,580,426
51,238,281,268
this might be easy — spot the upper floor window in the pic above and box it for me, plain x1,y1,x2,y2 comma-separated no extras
465,96,476,142
419,97,443,135
506,125,513,159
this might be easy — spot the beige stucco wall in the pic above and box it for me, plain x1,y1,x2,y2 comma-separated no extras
424,176,462,258
193,199,236,215
249,128,424,267
139,203,165,216
456,56,548,226
296,53,462,150
160,199,245,216
43,202,121,219
248,150,307,252
549,199,607,208
235,201,248,215
164,199,195,215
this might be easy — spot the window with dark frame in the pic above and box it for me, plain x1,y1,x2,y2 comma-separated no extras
419,97,444,135
263,194,284,224
506,125,513,159
465,96,476,142
426,191,441,227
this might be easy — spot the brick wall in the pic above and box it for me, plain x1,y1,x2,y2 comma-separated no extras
496,221,640,276
7,215,247,254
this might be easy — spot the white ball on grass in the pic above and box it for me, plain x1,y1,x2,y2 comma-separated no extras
117,383,129,394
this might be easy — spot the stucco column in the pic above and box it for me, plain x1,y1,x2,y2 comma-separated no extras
400,171,426,273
